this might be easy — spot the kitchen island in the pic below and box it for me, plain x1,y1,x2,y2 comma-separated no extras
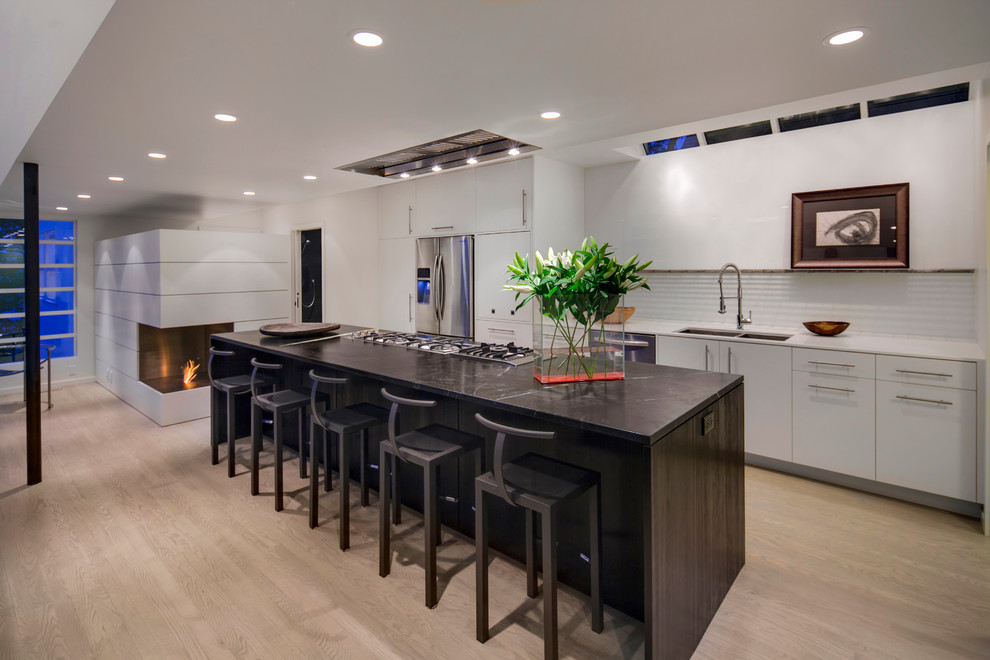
211,326,744,660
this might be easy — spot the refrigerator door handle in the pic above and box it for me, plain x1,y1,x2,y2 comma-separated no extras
438,252,446,320
433,252,441,322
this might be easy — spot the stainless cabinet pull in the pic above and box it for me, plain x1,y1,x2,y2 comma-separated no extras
808,360,856,368
431,225,454,231
408,293,413,322
522,189,527,226
408,205,413,234
704,345,710,371
808,384,855,393
896,394,953,406
895,369,953,378
489,327,514,335
727,346,732,373
623,340,650,347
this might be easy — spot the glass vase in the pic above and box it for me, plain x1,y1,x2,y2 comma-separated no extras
532,296,625,384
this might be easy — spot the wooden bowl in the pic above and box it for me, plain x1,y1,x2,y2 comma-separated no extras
803,321,850,336
604,306,636,324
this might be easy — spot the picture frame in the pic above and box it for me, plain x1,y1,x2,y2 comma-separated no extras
791,182,909,269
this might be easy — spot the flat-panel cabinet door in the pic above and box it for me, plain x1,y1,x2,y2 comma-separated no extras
656,335,719,371
721,342,792,461
475,231,532,323
378,180,415,239
475,158,533,233
792,370,875,480
415,169,476,235
377,238,415,332
876,381,976,501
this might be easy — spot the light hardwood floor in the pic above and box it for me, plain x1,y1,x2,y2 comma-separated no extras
1,383,987,659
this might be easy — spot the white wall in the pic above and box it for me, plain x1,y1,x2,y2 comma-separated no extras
586,68,987,339
219,187,380,328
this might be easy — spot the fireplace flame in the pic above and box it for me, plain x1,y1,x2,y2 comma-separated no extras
182,359,200,384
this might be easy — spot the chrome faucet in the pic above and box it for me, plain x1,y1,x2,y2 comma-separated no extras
718,263,752,330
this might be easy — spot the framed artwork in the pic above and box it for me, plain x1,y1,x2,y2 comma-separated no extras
791,182,909,268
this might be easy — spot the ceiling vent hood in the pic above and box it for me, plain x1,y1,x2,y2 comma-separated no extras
337,129,539,179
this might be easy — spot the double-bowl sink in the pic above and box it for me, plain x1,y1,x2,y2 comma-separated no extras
676,327,792,342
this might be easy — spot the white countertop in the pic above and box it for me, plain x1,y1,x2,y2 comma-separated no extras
605,318,985,362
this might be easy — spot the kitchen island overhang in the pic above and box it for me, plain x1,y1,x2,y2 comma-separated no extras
211,326,744,660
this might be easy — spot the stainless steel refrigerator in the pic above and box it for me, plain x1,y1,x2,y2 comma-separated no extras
415,235,474,338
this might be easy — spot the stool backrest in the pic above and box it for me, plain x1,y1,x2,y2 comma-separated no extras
380,387,437,463
474,413,555,507
309,370,347,428
207,347,236,388
249,357,282,401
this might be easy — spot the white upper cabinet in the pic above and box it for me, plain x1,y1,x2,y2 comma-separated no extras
475,158,533,233
475,231,533,323
414,169,476,235
378,181,416,239
377,237,416,332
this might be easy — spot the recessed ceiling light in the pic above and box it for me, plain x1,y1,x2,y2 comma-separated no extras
243,191,256,196
399,172,410,178
148,152,167,159
56,206,68,211
825,27,867,46
466,157,478,165
540,111,561,120
108,176,124,182
214,113,237,122
508,148,520,156
352,31,383,47
431,165,442,172
77,194,91,199
303,175,317,180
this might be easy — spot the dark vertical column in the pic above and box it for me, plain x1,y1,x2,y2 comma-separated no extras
24,162,42,485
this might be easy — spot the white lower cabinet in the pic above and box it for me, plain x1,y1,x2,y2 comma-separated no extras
792,370,876,480
721,342,792,462
475,319,530,345
656,335,720,371
876,380,977,501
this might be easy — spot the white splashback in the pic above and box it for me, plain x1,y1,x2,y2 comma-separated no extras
625,271,976,339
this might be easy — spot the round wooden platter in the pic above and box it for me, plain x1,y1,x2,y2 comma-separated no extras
258,322,341,338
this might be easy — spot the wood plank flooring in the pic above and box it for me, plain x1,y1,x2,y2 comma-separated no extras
1,383,988,659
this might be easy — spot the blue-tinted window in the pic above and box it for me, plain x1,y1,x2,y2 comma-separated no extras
0,269,25,289
40,314,74,335
0,244,24,264
643,134,701,155
39,291,73,312
39,221,74,241
42,336,74,359
0,293,23,313
40,268,73,288
0,220,25,240
40,243,74,265
0,318,24,339
0,343,24,365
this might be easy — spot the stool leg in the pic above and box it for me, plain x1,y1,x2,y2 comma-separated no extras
210,389,220,465
226,390,238,478
526,509,537,598
298,408,308,479
379,445,391,577
475,482,489,643
424,462,439,608
324,427,333,492
542,510,558,660
309,418,321,529
251,403,261,496
392,457,401,525
360,429,369,507
590,481,603,634
274,412,284,512
339,429,351,551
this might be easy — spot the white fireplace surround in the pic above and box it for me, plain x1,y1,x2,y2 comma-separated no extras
94,229,289,425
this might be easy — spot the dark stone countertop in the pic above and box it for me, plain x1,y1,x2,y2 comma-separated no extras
213,326,742,446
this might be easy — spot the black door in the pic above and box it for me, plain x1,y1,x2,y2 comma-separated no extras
300,229,322,323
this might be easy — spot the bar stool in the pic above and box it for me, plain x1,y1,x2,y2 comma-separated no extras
473,413,603,660
308,370,388,548
378,387,485,608
207,347,272,477
249,358,311,511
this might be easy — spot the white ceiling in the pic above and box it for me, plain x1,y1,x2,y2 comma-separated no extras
4,0,990,221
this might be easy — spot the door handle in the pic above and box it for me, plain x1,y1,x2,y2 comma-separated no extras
808,384,855,393
407,205,413,234
433,253,441,322
522,189,527,226
726,346,732,373
704,345,710,371
438,253,446,320
408,293,413,322
895,369,953,378
896,394,952,405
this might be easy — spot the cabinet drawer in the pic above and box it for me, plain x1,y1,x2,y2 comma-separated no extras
876,381,976,501
792,347,874,379
792,370,875,480
876,355,976,391
475,320,530,346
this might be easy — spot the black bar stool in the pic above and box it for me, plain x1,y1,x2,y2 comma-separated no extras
308,370,388,547
207,347,272,477
473,413,603,660
378,387,484,608
249,358,311,511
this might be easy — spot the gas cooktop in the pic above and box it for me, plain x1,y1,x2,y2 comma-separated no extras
353,330,535,366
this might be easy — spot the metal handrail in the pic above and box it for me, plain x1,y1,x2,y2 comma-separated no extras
0,342,54,409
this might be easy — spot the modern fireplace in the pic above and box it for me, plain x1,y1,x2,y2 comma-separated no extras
138,322,234,393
